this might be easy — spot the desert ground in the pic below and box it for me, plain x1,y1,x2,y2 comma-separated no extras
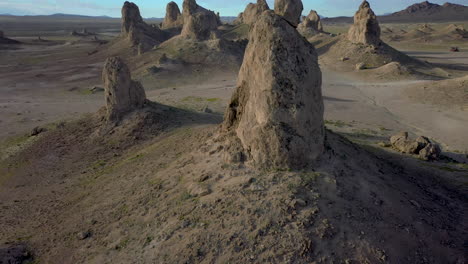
1,20,467,153
0,1,467,263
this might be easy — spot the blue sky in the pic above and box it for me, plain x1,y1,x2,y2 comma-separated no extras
0,0,466,17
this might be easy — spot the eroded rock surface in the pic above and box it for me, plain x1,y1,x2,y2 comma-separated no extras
419,143,441,161
237,0,270,25
181,0,220,40
103,57,146,121
162,1,183,29
222,10,324,169
347,0,381,45
121,1,166,50
297,10,323,36
390,132,441,160
274,0,303,27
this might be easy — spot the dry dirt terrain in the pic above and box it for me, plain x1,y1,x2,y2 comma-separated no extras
1,30,467,153
0,3,467,264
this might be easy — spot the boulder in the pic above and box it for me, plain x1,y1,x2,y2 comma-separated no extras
238,0,270,25
419,143,441,161
347,0,381,45
0,244,32,264
121,1,166,50
102,57,146,122
181,0,220,40
390,132,420,154
30,126,46,137
416,136,431,146
89,86,105,94
297,10,323,36
274,0,303,27
222,10,324,169
390,132,440,160
355,63,366,70
162,1,183,29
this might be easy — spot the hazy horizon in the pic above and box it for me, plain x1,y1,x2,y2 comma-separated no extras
0,0,466,18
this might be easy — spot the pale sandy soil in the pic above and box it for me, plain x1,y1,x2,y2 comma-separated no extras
0,42,106,141
147,65,468,153
327,75,468,151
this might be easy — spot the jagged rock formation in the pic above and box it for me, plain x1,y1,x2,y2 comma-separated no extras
162,1,183,29
181,0,220,40
102,57,146,122
297,10,323,36
347,0,381,45
222,10,324,169
235,0,270,25
121,1,166,50
216,12,222,25
274,0,303,27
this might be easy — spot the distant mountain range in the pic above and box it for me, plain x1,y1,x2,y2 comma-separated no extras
2,1,467,24
0,13,113,18
322,1,468,23
0,13,239,23
48,13,113,19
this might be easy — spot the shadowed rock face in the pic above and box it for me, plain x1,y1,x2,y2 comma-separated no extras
0,30,3,38
223,10,324,169
237,0,270,25
102,57,146,122
181,0,220,40
182,0,198,15
297,10,323,35
347,0,381,45
162,2,183,29
121,1,166,49
274,0,303,27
